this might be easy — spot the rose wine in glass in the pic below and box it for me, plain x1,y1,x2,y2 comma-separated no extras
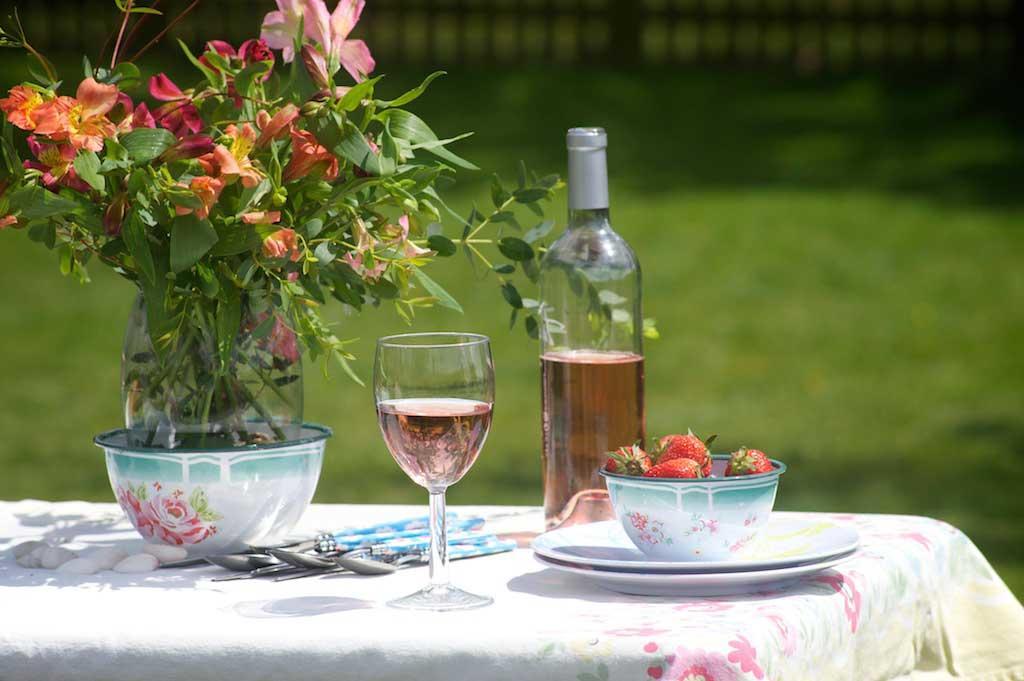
374,333,495,611
539,128,646,531
377,398,492,490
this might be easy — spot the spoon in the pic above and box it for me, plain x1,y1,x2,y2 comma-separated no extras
268,548,337,570
273,553,418,582
205,553,280,571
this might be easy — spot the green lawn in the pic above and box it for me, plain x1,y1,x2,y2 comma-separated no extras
1,62,1021,595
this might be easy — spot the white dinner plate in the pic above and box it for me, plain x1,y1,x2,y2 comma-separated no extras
532,514,859,574
533,550,856,596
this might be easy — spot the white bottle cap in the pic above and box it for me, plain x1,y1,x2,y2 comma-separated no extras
567,127,609,210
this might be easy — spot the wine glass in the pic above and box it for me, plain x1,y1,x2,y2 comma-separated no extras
374,332,495,611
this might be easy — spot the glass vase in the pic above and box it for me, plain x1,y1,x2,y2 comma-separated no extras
122,291,304,449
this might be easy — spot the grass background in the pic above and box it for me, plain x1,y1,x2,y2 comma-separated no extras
0,55,1021,594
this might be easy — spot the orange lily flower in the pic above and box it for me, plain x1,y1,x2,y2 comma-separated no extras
174,176,226,220
33,78,119,152
262,228,302,262
0,85,49,131
283,128,338,183
200,123,263,188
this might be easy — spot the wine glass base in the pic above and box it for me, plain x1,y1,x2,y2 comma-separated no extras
387,584,493,611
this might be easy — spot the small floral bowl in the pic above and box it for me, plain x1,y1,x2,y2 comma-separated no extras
94,424,330,556
600,455,786,562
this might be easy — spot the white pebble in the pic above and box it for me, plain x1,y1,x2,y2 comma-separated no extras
57,558,100,575
142,544,188,564
40,546,77,569
11,540,47,560
113,553,159,573
87,547,129,571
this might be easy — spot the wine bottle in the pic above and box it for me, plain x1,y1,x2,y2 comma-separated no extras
539,127,645,531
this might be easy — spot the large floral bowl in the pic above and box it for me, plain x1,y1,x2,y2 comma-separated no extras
600,455,786,562
95,425,331,555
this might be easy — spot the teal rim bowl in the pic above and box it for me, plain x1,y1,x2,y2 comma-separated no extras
600,455,786,562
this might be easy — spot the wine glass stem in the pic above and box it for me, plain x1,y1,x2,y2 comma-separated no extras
428,490,449,590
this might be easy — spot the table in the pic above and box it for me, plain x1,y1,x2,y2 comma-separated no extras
2,500,1023,681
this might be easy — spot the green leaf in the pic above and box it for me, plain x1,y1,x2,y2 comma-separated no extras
313,241,336,265
178,39,220,84
170,214,219,272
525,315,539,339
378,118,399,176
110,62,141,88
123,212,156,285
497,236,534,261
491,174,511,207
238,178,271,213
379,110,478,170
27,221,57,249
427,234,456,256
513,187,549,203
525,220,555,244
73,151,104,192
121,128,176,163
234,61,272,98
375,70,445,108
492,263,515,274
501,282,523,308
412,268,463,313
337,75,384,112
209,222,261,256
251,313,276,339
216,286,241,371
598,289,627,305
310,112,383,176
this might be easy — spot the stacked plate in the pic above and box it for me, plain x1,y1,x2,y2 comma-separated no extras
532,513,859,596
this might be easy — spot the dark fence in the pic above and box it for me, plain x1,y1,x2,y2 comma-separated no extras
15,0,1023,72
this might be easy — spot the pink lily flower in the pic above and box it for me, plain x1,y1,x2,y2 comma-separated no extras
283,128,338,182
33,78,119,152
302,0,375,82
149,74,203,138
260,0,306,62
381,215,432,258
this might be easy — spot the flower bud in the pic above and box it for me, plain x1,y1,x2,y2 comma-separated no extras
104,194,129,237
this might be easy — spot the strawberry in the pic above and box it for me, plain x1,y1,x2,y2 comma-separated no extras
643,457,703,479
725,447,773,476
653,430,716,477
605,445,652,476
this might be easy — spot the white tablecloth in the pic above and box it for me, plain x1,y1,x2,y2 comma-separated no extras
1,500,1022,681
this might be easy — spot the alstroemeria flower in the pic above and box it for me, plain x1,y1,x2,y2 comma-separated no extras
175,176,225,220
239,38,276,76
33,78,119,152
24,136,90,192
161,134,215,163
0,215,18,230
301,44,332,90
149,74,203,138
260,0,306,62
381,215,432,258
242,210,281,224
0,85,49,131
302,0,375,82
262,227,302,261
104,193,129,236
112,93,157,133
200,123,262,188
256,104,299,147
283,128,338,182
342,251,386,281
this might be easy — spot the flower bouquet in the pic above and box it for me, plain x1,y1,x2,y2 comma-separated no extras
0,0,561,450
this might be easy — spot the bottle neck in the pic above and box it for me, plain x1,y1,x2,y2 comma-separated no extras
567,145,608,212
567,207,611,231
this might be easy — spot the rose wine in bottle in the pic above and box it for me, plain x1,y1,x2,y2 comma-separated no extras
539,128,645,530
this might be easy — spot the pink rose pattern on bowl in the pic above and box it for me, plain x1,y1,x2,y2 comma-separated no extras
116,483,220,546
